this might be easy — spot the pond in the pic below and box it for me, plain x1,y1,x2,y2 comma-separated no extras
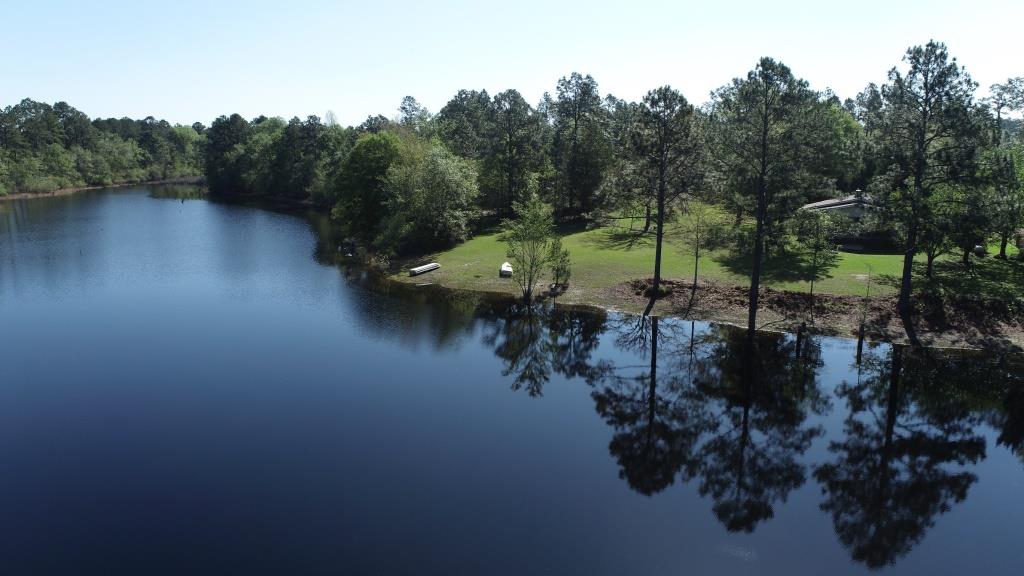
1,186,1022,575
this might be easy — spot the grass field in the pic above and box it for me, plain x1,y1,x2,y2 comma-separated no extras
393,210,1022,307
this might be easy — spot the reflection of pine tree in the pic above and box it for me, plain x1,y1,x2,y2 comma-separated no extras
480,303,607,397
546,307,608,381
480,304,553,397
1000,385,1024,463
814,346,986,569
589,318,825,527
692,326,824,532
589,316,713,495
994,356,1024,465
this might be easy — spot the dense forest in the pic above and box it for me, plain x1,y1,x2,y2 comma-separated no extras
199,41,1023,329
4,41,1022,334
0,99,204,194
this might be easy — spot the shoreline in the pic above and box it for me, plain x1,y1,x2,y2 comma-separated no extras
0,177,204,202
385,271,1024,353
8,182,1020,353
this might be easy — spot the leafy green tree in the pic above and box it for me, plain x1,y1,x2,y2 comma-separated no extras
551,72,612,218
679,202,728,291
436,89,493,159
398,96,433,136
983,77,1023,145
205,113,252,193
500,196,557,302
916,189,957,277
548,236,571,288
595,97,655,230
710,58,830,338
791,210,842,298
480,90,547,216
331,132,401,241
864,41,985,313
944,184,992,265
819,96,868,193
0,99,202,194
985,145,1024,258
381,136,479,252
630,86,704,304
238,116,285,196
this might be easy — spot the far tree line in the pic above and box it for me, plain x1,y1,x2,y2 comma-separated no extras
4,41,1022,337
0,100,204,193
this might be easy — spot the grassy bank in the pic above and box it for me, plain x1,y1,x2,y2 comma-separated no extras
390,212,1024,348
394,211,1023,299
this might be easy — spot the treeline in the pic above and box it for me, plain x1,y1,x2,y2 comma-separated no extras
0,99,204,195
203,42,1024,328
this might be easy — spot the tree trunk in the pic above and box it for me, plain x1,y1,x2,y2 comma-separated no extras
926,252,935,277
651,173,667,300
999,233,1009,258
693,244,700,288
643,204,652,233
747,187,766,340
962,249,970,266
897,221,917,315
809,249,817,298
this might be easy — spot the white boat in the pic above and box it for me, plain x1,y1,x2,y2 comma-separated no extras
499,262,513,277
409,262,440,276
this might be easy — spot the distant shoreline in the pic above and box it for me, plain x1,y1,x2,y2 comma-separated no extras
0,177,205,201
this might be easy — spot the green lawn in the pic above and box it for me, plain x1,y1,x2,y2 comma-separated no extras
394,211,1022,303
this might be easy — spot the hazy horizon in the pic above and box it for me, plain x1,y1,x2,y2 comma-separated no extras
3,0,1021,126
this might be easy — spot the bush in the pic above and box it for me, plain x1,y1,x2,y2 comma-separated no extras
549,237,571,287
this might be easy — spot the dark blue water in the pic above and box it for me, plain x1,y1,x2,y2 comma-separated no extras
1,187,1022,575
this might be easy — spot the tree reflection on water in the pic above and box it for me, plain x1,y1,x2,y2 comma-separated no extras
336,277,1024,568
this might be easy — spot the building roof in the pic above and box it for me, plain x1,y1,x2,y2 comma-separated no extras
800,195,874,211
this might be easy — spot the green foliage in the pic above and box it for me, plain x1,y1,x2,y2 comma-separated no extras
863,41,986,308
943,184,992,262
984,144,1024,257
629,85,705,299
332,132,401,241
501,196,557,301
479,90,549,216
551,73,612,218
0,98,203,194
398,96,434,137
436,89,493,159
549,236,571,287
790,210,843,296
710,58,833,253
679,202,729,285
379,136,479,253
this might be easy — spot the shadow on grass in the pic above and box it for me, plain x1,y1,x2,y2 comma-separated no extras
713,248,824,284
875,257,1024,301
579,226,655,251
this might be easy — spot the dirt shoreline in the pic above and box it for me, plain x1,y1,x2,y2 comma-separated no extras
0,177,204,201
392,271,1024,352
600,279,1024,352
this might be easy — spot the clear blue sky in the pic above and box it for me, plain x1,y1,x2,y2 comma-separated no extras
2,0,1020,126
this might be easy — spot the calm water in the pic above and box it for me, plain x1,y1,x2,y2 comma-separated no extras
1,186,1023,575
